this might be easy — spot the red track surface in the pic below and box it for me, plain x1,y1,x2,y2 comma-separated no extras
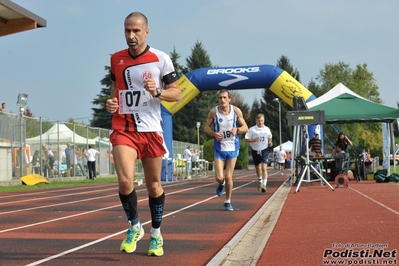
0,169,284,266
1,170,398,266
259,180,399,266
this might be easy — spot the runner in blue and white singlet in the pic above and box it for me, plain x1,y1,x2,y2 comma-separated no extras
204,89,248,211
213,104,240,153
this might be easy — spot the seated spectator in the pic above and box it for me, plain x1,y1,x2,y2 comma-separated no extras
361,149,371,162
330,143,346,181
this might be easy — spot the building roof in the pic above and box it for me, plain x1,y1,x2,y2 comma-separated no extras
0,0,46,37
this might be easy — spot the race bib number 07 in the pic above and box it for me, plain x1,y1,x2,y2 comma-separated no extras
118,90,150,114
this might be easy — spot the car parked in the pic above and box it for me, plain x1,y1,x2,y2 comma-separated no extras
267,152,276,169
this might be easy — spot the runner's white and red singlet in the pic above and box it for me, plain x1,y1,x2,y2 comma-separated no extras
110,45,177,132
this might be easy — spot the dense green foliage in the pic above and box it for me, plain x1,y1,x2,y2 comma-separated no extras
90,66,112,129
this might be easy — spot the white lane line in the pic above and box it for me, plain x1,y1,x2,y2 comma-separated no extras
0,187,117,206
349,186,399,215
0,204,120,234
0,183,214,233
25,182,255,266
0,180,187,205
0,182,198,215
0,193,117,215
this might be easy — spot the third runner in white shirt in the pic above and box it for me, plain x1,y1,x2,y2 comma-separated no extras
245,114,273,192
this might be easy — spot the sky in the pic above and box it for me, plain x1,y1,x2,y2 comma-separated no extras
1,0,399,123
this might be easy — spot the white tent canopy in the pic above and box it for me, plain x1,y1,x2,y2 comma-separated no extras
273,140,293,153
306,83,369,109
26,123,95,145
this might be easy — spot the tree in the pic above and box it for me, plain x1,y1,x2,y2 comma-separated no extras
170,47,187,78
315,62,380,101
23,107,33,117
395,102,399,144
90,66,112,129
230,90,250,121
23,107,39,138
172,41,216,144
251,55,299,146
313,61,383,158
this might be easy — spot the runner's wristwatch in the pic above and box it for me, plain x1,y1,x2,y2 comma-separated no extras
155,87,162,98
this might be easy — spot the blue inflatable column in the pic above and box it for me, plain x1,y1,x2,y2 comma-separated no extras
161,106,173,181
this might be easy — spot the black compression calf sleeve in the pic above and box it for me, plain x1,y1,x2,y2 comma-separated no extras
119,189,138,224
148,192,165,229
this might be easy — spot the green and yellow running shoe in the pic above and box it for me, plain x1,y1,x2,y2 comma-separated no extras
148,234,164,256
120,226,144,253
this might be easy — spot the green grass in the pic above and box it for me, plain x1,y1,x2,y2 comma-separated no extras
0,176,119,193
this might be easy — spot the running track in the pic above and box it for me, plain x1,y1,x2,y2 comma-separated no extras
1,170,398,265
0,169,285,266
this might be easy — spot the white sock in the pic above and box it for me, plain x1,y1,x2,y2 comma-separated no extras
258,177,262,182
130,222,141,230
150,227,161,235
225,199,230,204
263,179,268,186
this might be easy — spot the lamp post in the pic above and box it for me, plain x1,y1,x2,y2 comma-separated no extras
273,98,282,145
17,93,28,178
196,121,201,146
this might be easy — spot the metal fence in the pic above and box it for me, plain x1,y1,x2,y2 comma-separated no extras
0,112,212,182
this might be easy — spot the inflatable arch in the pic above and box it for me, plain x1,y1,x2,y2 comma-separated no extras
160,64,320,181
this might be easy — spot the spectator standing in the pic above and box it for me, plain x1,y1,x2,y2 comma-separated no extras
70,146,77,176
65,143,72,177
40,147,51,177
308,128,323,156
276,145,287,175
70,146,85,176
106,149,115,174
76,147,86,176
105,12,181,256
285,151,292,169
42,144,55,178
204,89,248,211
244,113,273,192
31,150,40,174
192,149,201,169
85,145,99,180
331,143,346,180
0,102,5,112
334,132,352,157
182,146,192,179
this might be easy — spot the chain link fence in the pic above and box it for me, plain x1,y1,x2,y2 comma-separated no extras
0,112,212,183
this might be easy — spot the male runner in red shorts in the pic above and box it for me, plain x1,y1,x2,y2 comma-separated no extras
106,12,181,257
